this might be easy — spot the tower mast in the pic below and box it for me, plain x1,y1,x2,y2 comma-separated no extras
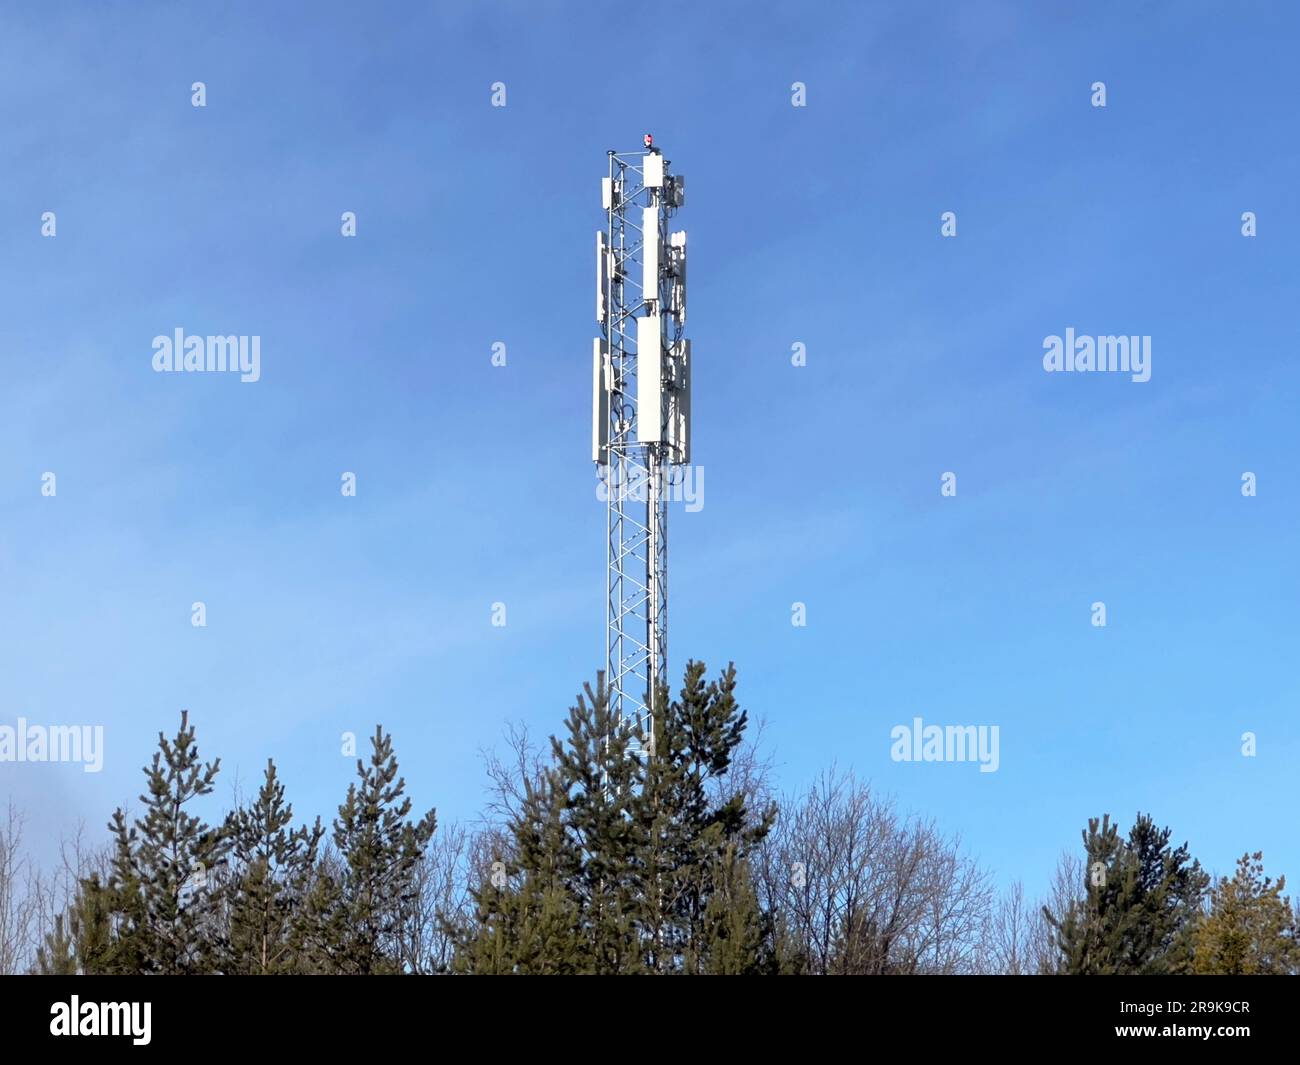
593,137,689,756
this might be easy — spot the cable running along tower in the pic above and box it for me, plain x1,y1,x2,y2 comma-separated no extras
593,136,689,757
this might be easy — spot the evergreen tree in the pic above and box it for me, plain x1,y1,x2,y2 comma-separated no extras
291,850,351,975
1122,814,1207,973
1193,852,1299,974
34,914,76,975
552,675,647,972
454,663,778,975
638,661,775,973
693,844,776,975
34,874,117,975
58,712,229,975
1045,813,1207,975
454,777,586,974
80,812,149,974
326,726,437,974
223,759,324,974
1045,814,1123,974
35,713,440,977
454,674,641,974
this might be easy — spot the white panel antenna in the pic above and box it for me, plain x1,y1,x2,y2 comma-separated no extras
592,338,610,463
596,231,608,323
636,314,662,443
643,152,664,188
668,338,690,464
668,230,686,323
642,207,659,303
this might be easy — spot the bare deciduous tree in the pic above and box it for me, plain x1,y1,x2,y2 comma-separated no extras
399,821,477,974
755,769,992,974
0,802,36,974
982,880,1037,974
1031,850,1083,974
0,805,109,974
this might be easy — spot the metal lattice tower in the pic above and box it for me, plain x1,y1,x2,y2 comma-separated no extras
592,139,689,756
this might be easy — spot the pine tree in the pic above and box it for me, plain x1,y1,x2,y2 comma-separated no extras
326,726,436,974
552,675,646,972
454,674,642,974
81,813,149,974
34,876,117,975
693,844,776,975
638,661,775,973
1193,852,1299,974
291,850,351,975
454,664,778,975
1045,814,1124,974
454,779,587,974
34,914,76,975
223,759,324,974
37,713,442,976
1122,814,1206,973
1045,812,1207,975
60,712,231,975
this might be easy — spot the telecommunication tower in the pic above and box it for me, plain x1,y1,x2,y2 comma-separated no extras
592,135,689,757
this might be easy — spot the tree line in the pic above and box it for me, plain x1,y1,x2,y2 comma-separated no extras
1,661,1296,974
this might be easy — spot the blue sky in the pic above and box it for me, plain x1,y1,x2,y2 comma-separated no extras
1,1,1297,901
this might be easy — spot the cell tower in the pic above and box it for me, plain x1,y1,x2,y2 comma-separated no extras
592,135,689,757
